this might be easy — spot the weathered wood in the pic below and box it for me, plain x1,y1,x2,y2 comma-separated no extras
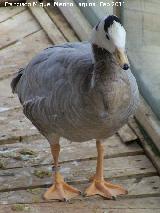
0,176,159,204
0,77,20,109
0,29,51,80
101,210,160,213
0,6,26,23
0,203,160,213
126,176,160,197
44,5,79,42
55,0,92,40
135,97,160,152
0,9,41,50
28,1,66,44
1,197,160,210
0,108,42,145
118,124,138,143
0,155,157,192
129,118,160,176
0,135,143,169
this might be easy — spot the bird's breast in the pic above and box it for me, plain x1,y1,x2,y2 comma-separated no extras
47,70,139,142
97,69,139,127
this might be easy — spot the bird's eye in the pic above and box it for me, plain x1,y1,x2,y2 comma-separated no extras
106,34,110,40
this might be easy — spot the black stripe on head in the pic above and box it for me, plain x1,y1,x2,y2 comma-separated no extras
104,15,122,33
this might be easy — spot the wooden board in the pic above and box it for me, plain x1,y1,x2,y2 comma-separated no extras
0,155,157,192
129,118,160,176
44,5,79,42
0,197,160,210
0,201,160,213
0,176,159,204
0,29,51,80
0,135,143,169
118,124,138,143
56,0,92,40
0,9,41,50
0,6,26,23
28,1,66,44
0,108,42,145
135,97,160,152
0,77,20,109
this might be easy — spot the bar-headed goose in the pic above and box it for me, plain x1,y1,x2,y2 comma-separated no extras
11,15,139,201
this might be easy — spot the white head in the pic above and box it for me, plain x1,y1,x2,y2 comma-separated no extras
90,15,129,70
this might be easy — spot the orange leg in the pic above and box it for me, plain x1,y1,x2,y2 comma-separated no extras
43,142,81,201
84,140,128,199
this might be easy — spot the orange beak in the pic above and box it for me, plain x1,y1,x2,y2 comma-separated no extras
114,48,130,70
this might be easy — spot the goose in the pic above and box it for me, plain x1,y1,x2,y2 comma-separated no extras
11,15,139,201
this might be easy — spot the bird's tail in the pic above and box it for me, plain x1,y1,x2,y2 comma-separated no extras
10,68,24,93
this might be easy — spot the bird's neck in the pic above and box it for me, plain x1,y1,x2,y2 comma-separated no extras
91,44,116,87
92,44,108,62
92,44,116,73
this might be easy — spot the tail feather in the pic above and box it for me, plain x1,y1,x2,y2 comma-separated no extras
11,68,24,93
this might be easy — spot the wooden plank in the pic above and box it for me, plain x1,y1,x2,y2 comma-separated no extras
135,97,160,152
1,197,160,210
0,29,51,80
102,210,160,213
0,9,41,50
1,204,102,213
118,124,138,143
28,1,66,44
55,0,92,40
0,176,159,204
0,77,20,109
44,5,79,42
0,6,26,23
0,203,160,213
0,108,42,145
0,155,157,192
0,198,157,210
129,118,160,175
0,135,143,169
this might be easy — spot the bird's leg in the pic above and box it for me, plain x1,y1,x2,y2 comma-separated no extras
43,143,81,201
84,140,128,199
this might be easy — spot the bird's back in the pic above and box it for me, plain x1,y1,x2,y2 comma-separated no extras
16,42,93,104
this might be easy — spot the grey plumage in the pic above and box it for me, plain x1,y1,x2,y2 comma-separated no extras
11,41,139,143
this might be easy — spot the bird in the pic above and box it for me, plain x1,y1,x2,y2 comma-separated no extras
11,15,139,201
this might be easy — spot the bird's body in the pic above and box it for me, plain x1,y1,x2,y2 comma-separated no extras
14,42,139,143
11,15,139,201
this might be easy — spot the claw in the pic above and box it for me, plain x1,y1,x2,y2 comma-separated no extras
112,195,117,200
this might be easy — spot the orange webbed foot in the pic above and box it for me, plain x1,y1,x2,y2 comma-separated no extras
84,178,128,199
43,172,81,201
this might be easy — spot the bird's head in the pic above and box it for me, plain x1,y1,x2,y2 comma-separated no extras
90,15,129,70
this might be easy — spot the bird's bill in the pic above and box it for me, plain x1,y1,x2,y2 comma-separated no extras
114,48,130,70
